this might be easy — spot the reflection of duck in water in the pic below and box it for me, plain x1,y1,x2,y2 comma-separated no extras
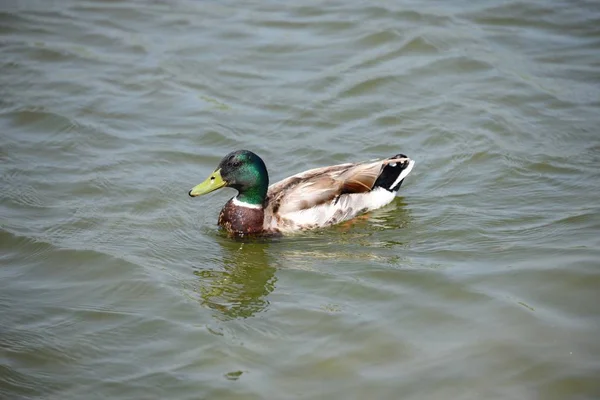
189,150,415,236
193,238,276,320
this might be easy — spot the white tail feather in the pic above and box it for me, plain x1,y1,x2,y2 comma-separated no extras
391,159,415,190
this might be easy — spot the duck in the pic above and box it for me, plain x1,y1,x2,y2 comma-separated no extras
188,150,415,236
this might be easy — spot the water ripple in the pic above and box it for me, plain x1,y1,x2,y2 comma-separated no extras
2,0,600,399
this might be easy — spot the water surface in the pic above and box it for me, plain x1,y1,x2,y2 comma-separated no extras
1,0,600,399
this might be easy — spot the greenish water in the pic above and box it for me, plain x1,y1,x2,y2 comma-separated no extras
1,0,600,399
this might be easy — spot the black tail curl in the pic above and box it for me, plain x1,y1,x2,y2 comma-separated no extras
373,154,412,192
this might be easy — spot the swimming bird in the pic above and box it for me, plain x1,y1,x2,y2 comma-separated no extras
189,150,415,236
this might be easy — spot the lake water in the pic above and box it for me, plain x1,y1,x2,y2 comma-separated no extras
1,0,599,399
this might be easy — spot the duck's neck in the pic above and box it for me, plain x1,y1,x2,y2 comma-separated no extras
234,174,268,206
232,196,263,209
236,186,267,206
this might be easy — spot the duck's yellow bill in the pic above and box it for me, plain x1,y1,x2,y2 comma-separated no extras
189,169,226,197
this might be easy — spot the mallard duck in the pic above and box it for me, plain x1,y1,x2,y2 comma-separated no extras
189,150,415,236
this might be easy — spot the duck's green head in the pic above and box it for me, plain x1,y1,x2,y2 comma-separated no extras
188,150,269,205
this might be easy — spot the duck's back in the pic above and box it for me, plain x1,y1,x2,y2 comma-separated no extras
263,155,414,232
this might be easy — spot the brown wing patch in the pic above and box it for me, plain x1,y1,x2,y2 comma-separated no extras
338,162,384,194
341,177,374,194
266,159,388,215
275,178,341,214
